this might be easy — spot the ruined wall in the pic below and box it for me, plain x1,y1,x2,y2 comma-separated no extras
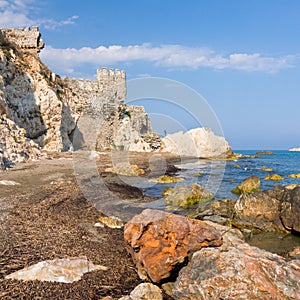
0,26,44,54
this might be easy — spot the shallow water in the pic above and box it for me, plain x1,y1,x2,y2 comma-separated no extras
145,150,300,201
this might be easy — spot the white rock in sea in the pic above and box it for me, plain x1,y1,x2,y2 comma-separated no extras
5,256,108,283
161,128,232,158
289,147,300,152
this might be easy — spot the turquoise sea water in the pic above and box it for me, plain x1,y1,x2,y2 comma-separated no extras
145,150,300,201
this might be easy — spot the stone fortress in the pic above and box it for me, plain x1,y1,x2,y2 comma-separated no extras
0,26,45,54
0,26,160,168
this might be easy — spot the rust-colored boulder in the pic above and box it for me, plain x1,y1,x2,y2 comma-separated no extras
124,209,222,283
173,221,300,300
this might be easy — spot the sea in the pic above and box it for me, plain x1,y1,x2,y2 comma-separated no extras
145,150,300,201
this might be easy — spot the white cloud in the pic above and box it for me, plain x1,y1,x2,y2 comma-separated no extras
40,43,294,77
0,0,78,29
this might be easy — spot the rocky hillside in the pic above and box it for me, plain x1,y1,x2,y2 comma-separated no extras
0,27,158,169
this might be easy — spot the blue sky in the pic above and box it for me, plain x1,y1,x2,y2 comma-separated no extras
0,0,299,149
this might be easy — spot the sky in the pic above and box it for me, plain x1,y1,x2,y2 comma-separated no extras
0,0,299,149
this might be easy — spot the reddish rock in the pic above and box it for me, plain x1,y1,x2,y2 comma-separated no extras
124,209,222,283
173,221,300,300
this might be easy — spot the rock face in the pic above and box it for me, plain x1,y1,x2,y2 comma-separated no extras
124,209,222,283
231,175,260,195
161,128,232,158
173,221,300,300
0,115,45,169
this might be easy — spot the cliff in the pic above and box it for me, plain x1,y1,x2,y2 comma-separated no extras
0,26,159,169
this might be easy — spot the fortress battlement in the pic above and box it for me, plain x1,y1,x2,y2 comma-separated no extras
0,26,44,53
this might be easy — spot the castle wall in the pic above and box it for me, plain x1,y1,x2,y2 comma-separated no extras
0,26,44,53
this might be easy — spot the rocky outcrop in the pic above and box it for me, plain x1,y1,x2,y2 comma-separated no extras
231,175,260,195
195,186,300,234
0,115,45,169
0,26,160,167
124,209,222,283
173,221,300,300
161,128,232,158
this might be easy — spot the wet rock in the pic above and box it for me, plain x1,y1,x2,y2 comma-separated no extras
280,186,300,233
289,173,300,178
233,190,286,232
164,183,214,209
256,151,275,155
119,283,162,300
261,165,273,172
5,256,108,283
264,173,284,181
148,175,184,184
124,209,222,283
173,221,300,300
231,175,260,195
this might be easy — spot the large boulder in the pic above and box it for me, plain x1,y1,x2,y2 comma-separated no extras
233,190,286,232
231,175,260,195
173,221,300,300
280,186,300,232
124,209,222,283
161,128,232,158
164,183,214,209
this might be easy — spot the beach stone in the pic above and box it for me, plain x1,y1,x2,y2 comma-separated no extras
280,186,300,233
119,283,162,300
164,183,214,209
231,175,260,195
5,256,108,283
173,221,300,300
124,209,222,283
233,190,286,232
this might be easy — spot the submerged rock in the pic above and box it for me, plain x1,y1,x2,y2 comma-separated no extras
124,209,222,283
173,221,300,300
264,174,284,181
164,183,214,209
289,173,300,178
231,175,260,195
261,165,273,172
148,175,184,184
5,256,108,283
